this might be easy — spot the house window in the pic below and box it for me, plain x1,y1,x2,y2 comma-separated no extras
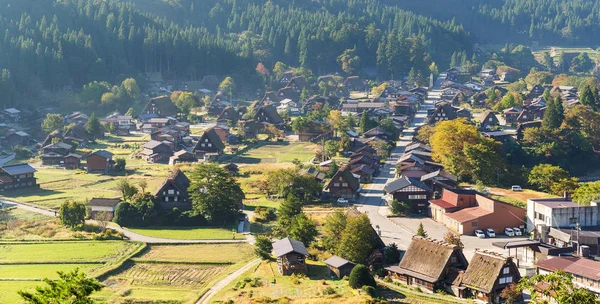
489,117,493,122
472,221,478,227
174,196,178,202
450,256,457,264
334,183,340,187
408,194,427,200
201,143,205,147
499,276,513,284
208,143,212,147
503,267,510,274
165,197,169,202
570,217,578,224
205,139,209,142
342,183,348,187
339,177,343,181
168,189,174,195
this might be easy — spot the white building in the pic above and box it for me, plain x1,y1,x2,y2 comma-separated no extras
527,196,600,240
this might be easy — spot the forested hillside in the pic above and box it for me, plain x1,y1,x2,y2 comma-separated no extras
0,0,471,108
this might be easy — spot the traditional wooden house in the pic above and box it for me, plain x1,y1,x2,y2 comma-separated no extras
199,75,220,91
86,150,114,174
216,106,240,125
273,238,310,276
386,237,468,293
479,111,500,130
277,87,300,101
343,76,367,91
405,142,432,154
351,165,375,183
261,91,282,105
254,105,284,127
502,107,522,124
193,128,225,156
169,150,198,166
63,124,91,144
364,126,395,141
154,169,192,210
278,71,295,85
223,163,239,175
516,108,533,123
427,102,457,125
324,166,361,200
325,256,356,279
300,167,326,183
286,76,308,93
420,170,458,193
141,140,173,163
207,91,230,115
383,176,432,214
100,113,134,131
0,164,37,191
454,250,521,303
64,153,82,170
142,95,179,117
87,198,121,220
527,84,546,100
66,112,89,125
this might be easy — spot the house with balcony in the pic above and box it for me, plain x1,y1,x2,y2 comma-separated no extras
0,164,37,191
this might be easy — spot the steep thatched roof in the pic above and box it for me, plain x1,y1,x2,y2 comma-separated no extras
397,237,465,283
457,250,517,293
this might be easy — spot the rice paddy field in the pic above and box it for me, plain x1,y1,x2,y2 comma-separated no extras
234,141,319,164
127,225,245,240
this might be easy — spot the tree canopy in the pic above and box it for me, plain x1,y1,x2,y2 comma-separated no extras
189,164,244,224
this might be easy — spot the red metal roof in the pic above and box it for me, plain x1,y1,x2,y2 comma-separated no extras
536,257,600,281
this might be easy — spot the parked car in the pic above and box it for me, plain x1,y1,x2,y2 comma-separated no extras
486,228,496,238
511,185,523,192
504,228,514,237
336,198,349,206
475,230,486,238
513,227,522,236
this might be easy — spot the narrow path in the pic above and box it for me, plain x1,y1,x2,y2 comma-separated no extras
196,258,261,304
1,199,254,244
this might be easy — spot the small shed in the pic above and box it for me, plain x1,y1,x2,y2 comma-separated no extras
273,237,309,276
324,256,355,279
87,198,122,220
64,153,82,170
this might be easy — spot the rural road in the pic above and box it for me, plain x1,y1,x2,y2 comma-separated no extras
0,199,255,244
196,258,261,304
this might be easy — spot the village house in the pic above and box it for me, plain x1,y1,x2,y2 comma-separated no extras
502,107,522,125
386,237,469,293
2,130,31,148
3,108,21,122
420,170,458,193
396,154,443,179
86,150,114,174
193,128,225,157
300,167,326,183
278,71,295,85
66,112,89,124
427,102,457,124
273,238,310,276
277,86,300,101
286,76,308,93
64,153,82,170
454,250,521,303
384,176,432,214
351,165,375,183
324,166,361,200
207,91,231,115
142,95,179,117
41,142,74,166
261,91,282,105
87,198,122,220
168,150,198,166
154,169,192,210
63,124,91,145
141,140,173,163
216,106,240,125
343,76,367,91
325,256,355,279
479,111,500,130
364,126,395,141
0,163,37,191
100,113,134,131
254,105,284,127
535,256,600,296
199,75,220,91
223,163,239,175
429,188,526,235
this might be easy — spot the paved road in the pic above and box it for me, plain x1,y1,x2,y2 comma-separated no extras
196,258,261,304
354,77,529,260
1,199,255,244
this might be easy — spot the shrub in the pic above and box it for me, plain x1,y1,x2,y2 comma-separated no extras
362,285,378,297
249,277,263,287
322,287,336,295
254,207,277,223
349,264,375,289
92,228,124,240
254,236,273,259
290,273,301,285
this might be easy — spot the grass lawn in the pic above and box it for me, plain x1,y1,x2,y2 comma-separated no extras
126,226,245,240
0,264,101,279
0,241,137,263
0,281,40,303
243,194,282,210
235,141,319,164
212,260,370,303
136,243,254,264
0,208,82,240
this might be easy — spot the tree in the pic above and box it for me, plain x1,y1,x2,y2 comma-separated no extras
384,243,400,264
443,232,464,249
125,107,135,117
550,177,580,197
430,120,483,178
429,62,439,79
254,235,273,259
116,179,138,200
273,62,287,79
288,213,318,246
519,270,599,304
528,164,570,192
337,214,375,263
19,268,103,303
327,110,345,136
114,158,126,172
580,84,597,109
189,164,244,224
324,140,340,159
138,180,148,193
390,200,409,215
173,91,197,114
415,125,434,145
323,211,347,251
59,200,86,229
463,139,505,185
95,211,112,231
85,113,102,139
12,146,32,160
113,202,139,226
121,78,140,101
500,283,521,304
558,52,568,73
570,52,594,73
348,264,375,289
541,52,554,72
572,181,600,205
337,47,361,74
218,76,236,97
42,113,64,134
416,222,427,237
300,87,310,101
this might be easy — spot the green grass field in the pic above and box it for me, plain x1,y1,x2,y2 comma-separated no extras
0,241,137,263
136,243,254,263
0,281,40,303
127,226,245,240
0,264,101,279
235,141,319,164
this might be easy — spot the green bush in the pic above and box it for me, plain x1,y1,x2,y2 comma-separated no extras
254,207,277,223
254,236,273,259
322,286,336,295
361,285,378,297
349,264,375,289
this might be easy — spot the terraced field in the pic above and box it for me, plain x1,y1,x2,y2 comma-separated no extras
115,262,230,286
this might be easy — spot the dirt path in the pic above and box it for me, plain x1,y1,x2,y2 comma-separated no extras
196,258,261,304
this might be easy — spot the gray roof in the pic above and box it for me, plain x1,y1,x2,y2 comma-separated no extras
1,164,36,175
384,176,431,193
144,140,164,149
87,198,121,207
273,237,309,257
420,170,458,182
324,255,354,268
90,150,113,159
65,153,83,159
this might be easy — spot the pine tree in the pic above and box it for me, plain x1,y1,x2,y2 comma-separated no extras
359,111,369,134
85,112,102,139
543,96,562,129
580,84,597,109
416,222,428,237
